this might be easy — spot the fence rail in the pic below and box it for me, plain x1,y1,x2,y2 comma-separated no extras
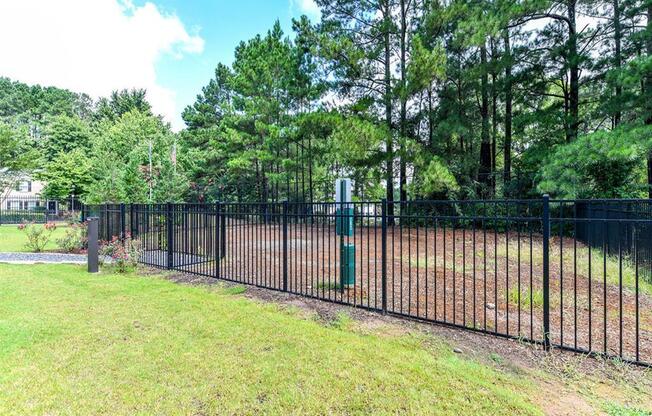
87,197,652,366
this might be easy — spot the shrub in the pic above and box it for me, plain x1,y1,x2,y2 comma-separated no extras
17,222,57,252
99,234,141,273
56,221,88,253
63,211,81,226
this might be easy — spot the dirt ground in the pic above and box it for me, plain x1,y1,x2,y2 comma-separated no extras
158,268,652,416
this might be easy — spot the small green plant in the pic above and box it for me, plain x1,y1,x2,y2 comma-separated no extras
223,285,247,295
56,221,88,253
99,234,142,273
17,222,57,253
604,402,651,416
62,211,81,225
489,353,504,364
508,287,544,309
329,311,354,330
574,248,652,297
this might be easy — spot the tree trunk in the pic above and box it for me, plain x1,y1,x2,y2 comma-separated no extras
503,29,512,191
567,0,579,142
613,0,622,127
308,136,313,203
399,0,408,203
646,2,652,198
428,86,434,149
458,75,464,152
479,43,492,195
490,38,498,196
383,0,395,214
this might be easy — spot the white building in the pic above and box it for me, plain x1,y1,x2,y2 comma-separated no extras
1,175,51,211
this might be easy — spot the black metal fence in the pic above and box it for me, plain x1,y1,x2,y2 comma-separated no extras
86,197,652,366
0,196,82,224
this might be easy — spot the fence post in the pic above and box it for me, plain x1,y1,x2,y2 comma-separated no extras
381,198,388,314
80,203,86,223
220,205,226,259
129,204,135,237
282,200,288,292
166,202,174,270
104,205,109,241
120,203,126,239
215,201,221,279
542,194,551,350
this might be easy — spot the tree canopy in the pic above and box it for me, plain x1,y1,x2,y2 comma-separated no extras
2,0,652,203
179,1,652,202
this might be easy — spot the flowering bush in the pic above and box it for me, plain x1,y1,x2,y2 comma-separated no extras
17,222,57,253
56,221,88,253
99,234,142,273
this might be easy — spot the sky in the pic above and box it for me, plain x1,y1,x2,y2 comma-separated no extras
0,0,320,131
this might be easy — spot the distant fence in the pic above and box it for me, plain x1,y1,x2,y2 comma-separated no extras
0,196,81,224
86,198,652,366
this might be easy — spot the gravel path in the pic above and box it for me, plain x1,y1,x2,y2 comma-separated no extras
0,252,97,264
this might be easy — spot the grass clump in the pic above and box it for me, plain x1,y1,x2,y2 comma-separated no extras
490,353,504,364
508,287,545,309
222,284,247,295
573,248,652,297
604,402,651,416
496,238,652,297
328,311,354,330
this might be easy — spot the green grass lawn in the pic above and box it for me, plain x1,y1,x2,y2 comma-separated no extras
0,223,68,252
0,264,544,415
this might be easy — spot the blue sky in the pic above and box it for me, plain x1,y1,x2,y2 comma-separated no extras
0,0,319,130
135,0,321,128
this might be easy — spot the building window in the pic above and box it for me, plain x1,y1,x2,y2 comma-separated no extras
14,181,30,192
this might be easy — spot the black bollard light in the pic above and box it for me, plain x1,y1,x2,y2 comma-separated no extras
87,217,99,273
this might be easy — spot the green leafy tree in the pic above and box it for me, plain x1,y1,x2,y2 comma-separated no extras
86,110,184,203
120,157,149,203
152,159,188,203
0,122,38,198
84,157,128,204
42,115,91,162
37,148,93,199
95,89,153,122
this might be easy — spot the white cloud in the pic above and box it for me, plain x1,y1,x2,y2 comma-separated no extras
0,0,204,131
291,0,321,20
